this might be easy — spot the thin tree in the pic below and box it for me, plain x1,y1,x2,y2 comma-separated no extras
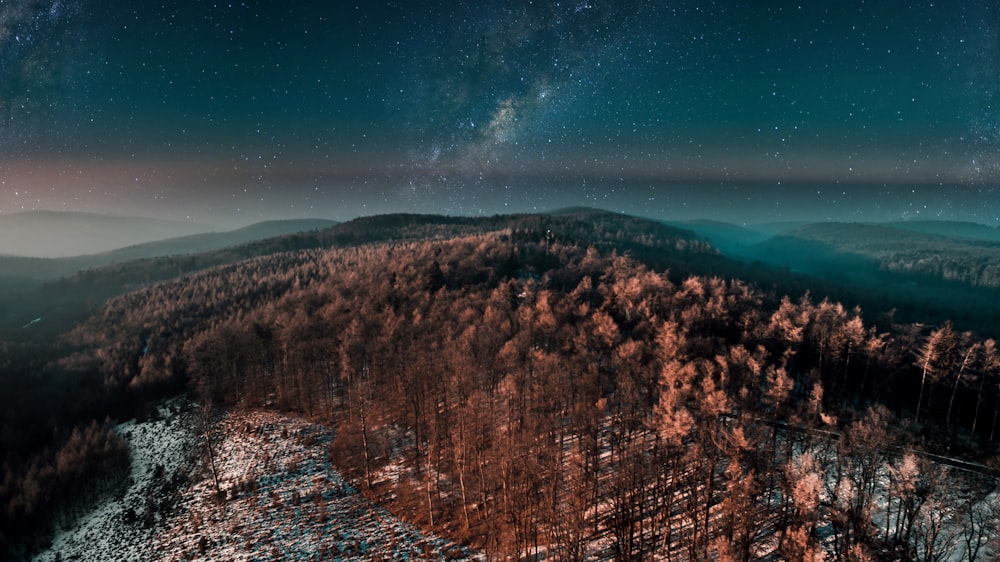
970,339,997,435
945,337,980,432
915,323,956,425
198,393,221,496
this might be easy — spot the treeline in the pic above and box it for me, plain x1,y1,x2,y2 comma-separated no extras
65,223,1000,559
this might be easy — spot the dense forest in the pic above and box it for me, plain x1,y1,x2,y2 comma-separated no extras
3,211,1000,560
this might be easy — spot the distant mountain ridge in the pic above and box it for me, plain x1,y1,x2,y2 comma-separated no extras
93,219,339,263
0,217,338,282
886,220,1000,242
0,211,215,258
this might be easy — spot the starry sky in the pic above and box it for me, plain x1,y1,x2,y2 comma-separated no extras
0,0,998,227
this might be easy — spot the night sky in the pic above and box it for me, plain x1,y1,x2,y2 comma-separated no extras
0,0,998,227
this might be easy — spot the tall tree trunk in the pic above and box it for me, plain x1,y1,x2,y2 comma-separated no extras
915,364,930,424
946,346,975,430
991,390,1000,443
425,448,435,527
360,402,372,491
203,408,221,495
456,412,472,530
972,375,985,435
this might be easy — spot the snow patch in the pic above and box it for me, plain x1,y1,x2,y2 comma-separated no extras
34,402,481,561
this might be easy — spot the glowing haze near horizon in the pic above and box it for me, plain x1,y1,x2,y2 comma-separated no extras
0,0,998,228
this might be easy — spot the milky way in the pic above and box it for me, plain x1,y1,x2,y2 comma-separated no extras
0,0,998,226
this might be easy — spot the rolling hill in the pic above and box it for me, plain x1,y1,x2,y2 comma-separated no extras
93,219,339,263
755,222,1000,288
888,220,1000,242
0,218,337,292
0,211,216,258
0,217,338,281
0,218,338,339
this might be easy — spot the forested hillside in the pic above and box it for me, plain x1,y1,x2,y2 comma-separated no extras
0,211,710,557
3,211,1000,560
764,222,1000,288
0,210,707,341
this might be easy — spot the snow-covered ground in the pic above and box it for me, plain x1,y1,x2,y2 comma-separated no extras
34,399,196,561
33,401,480,561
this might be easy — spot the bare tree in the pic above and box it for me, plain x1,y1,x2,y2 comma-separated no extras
914,497,959,562
197,393,221,497
945,335,981,432
959,492,998,562
915,323,956,424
